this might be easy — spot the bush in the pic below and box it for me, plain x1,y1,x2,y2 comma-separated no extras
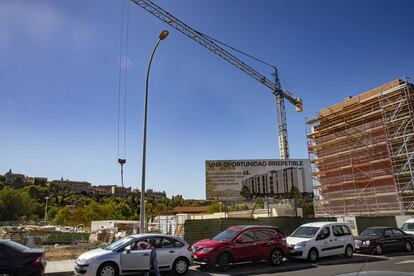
42,232,89,244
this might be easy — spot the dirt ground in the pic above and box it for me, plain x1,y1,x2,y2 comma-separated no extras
44,245,98,261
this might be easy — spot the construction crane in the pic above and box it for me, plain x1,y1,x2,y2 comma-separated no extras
130,0,303,159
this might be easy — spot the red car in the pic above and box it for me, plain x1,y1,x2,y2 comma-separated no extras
191,225,288,271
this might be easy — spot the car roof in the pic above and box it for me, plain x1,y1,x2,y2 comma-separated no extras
300,221,344,228
364,226,391,230
229,225,278,230
128,234,187,242
405,219,414,223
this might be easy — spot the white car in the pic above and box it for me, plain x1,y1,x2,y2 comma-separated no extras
286,222,354,262
75,234,192,276
401,218,414,235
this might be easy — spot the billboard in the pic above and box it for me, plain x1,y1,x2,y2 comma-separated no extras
206,159,312,201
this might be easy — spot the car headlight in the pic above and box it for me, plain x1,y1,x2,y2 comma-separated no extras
77,256,97,265
295,241,307,248
362,240,371,246
200,247,215,253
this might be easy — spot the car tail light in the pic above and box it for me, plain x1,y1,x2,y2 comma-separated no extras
187,246,192,252
32,255,44,266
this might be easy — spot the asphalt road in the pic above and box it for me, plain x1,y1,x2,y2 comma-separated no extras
63,252,414,276
178,252,414,276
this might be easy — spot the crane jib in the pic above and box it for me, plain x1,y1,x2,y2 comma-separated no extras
130,0,301,107
130,0,303,159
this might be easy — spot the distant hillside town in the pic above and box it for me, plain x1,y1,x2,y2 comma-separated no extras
0,169,167,200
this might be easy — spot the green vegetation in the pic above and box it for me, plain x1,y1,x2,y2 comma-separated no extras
0,178,207,226
289,187,315,218
42,232,89,244
0,187,34,220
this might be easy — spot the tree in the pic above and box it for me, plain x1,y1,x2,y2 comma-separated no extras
0,187,33,220
112,200,134,219
240,185,253,200
289,187,315,218
52,207,72,225
47,206,59,221
22,185,49,202
207,202,222,214
171,195,185,207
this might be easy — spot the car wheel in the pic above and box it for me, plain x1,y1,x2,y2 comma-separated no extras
374,244,383,255
344,245,353,258
404,241,412,252
97,262,119,276
217,253,231,272
173,257,189,275
0,271,14,276
269,248,284,266
308,248,319,263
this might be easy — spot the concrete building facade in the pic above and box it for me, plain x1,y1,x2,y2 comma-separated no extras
4,169,25,187
49,179,92,194
244,167,309,196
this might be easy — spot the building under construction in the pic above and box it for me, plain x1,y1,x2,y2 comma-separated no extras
307,78,414,217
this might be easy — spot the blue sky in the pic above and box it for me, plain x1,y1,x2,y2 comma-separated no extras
1,0,413,199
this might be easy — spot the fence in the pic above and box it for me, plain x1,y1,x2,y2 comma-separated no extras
355,216,397,234
183,216,401,244
184,217,335,245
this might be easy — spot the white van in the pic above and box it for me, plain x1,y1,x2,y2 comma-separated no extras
287,222,354,262
401,218,414,235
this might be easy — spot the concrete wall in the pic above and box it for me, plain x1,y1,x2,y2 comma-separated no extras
90,220,138,233
395,215,413,227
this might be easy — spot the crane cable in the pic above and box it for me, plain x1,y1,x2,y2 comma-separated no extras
117,0,130,188
198,31,275,69
197,31,293,90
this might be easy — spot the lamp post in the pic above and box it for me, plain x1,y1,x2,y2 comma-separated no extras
140,30,169,234
44,196,49,222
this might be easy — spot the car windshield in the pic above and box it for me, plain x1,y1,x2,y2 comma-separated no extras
3,240,30,252
290,226,320,238
401,223,414,231
213,229,240,241
361,228,384,236
104,236,135,251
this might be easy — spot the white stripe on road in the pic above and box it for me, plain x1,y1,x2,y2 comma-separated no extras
395,260,414,264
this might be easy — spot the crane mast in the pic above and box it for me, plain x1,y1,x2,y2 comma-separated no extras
130,0,302,159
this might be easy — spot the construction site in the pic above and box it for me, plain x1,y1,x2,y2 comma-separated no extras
307,78,414,217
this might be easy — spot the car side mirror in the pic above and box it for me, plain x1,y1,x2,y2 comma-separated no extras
124,245,132,254
235,238,243,243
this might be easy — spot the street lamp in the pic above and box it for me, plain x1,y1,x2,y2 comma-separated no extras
44,196,49,222
140,30,169,234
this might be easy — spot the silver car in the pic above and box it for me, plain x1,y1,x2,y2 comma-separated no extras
75,234,192,276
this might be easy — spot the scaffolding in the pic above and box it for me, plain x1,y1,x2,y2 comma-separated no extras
307,79,414,217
